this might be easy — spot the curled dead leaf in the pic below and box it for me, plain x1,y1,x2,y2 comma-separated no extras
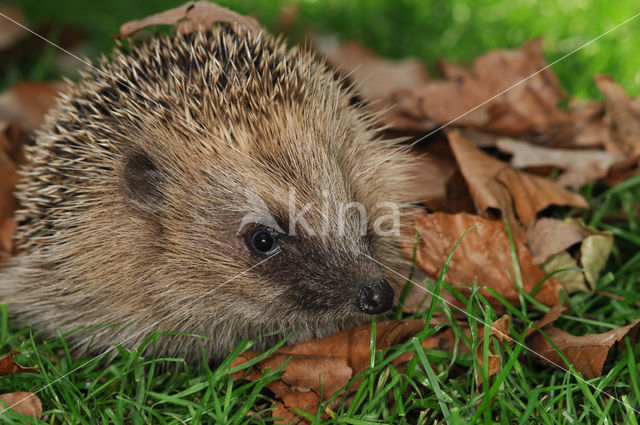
594,75,640,160
0,392,42,419
527,218,613,293
0,350,40,376
414,39,569,135
528,318,640,379
231,318,455,422
448,131,588,233
524,305,565,339
526,218,588,265
568,100,612,149
118,1,262,38
496,137,622,189
405,211,562,309
402,142,457,208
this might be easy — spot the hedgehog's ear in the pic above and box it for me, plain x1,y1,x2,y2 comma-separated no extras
122,150,164,214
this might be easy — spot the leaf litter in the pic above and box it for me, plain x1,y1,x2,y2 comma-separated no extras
0,351,41,419
1,1,639,422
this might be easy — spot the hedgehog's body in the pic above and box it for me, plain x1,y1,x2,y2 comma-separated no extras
0,25,411,364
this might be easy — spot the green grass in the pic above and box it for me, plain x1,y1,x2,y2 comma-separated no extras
2,0,640,98
2,175,640,424
1,0,640,423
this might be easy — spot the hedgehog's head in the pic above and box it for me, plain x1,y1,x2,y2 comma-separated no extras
112,27,411,338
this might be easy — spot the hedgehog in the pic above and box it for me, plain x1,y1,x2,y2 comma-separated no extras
0,24,414,364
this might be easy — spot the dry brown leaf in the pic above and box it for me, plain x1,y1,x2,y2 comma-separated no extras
496,138,622,189
448,131,588,232
320,40,432,132
527,218,613,293
319,38,569,137
528,318,640,379
405,211,562,308
595,75,640,160
402,142,457,208
568,100,612,149
543,252,587,293
414,39,569,135
274,319,430,374
0,392,42,419
476,315,511,388
526,218,588,265
0,350,39,376
0,81,66,134
231,318,453,421
524,305,566,339
119,1,262,38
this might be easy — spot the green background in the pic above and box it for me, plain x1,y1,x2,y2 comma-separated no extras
3,0,640,99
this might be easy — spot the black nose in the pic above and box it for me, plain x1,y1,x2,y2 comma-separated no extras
356,278,394,314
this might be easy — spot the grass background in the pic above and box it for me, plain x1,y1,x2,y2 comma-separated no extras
2,0,640,98
1,0,640,423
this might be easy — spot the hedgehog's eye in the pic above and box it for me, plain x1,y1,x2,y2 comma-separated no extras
248,228,279,255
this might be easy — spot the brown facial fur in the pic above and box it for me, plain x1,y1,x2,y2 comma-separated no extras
0,25,413,364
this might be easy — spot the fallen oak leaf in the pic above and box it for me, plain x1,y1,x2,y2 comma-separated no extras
404,211,562,309
0,350,39,376
567,99,612,149
528,318,640,379
579,229,613,291
524,305,566,339
527,218,613,293
250,353,351,399
496,137,622,189
231,318,452,422
594,75,640,160
0,392,42,419
526,218,588,265
118,1,262,38
272,399,311,425
448,131,588,233
402,141,458,208
415,39,569,136
274,319,431,376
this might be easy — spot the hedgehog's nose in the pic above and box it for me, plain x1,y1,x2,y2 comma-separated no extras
356,278,394,314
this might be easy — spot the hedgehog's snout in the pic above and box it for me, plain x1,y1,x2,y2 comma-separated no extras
355,278,394,315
